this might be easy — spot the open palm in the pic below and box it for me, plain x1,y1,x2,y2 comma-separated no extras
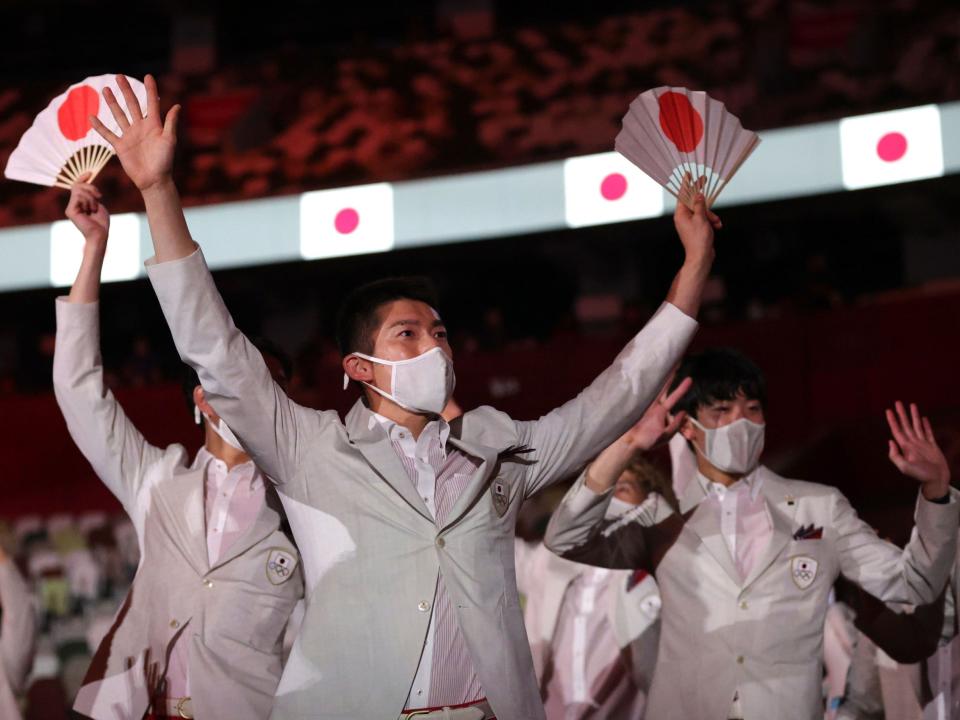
90,75,180,192
886,401,950,489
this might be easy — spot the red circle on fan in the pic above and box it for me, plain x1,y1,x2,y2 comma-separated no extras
334,208,360,234
658,92,704,153
58,85,100,141
876,132,907,162
600,173,628,201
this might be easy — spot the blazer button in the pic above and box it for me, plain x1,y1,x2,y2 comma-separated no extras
736,655,745,664
739,601,748,610
436,537,445,548
170,619,180,629
204,579,214,588
418,601,431,612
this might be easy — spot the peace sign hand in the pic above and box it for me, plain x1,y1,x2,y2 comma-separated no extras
620,377,692,453
90,74,180,193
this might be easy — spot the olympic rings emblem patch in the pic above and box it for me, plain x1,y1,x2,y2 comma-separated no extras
790,555,819,590
266,548,298,585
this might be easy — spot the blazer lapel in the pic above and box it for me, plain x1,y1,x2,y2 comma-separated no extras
156,466,210,576
345,401,433,522
209,486,282,572
680,477,742,587
439,434,502,531
741,468,798,592
685,502,743,588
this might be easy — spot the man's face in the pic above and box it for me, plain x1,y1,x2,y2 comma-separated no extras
367,299,451,393
680,390,765,448
613,472,646,506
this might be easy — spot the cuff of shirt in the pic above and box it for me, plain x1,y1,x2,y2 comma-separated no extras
144,245,203,270
660,299,701,327
55,295,99,319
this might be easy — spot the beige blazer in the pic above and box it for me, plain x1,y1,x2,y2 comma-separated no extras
53,299,303,720
545,466,958,720
514,534,661,692
0,560,38,720
145,248,698,720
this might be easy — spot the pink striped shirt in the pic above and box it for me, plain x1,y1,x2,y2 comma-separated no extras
372,414,484,709
696,470,771,580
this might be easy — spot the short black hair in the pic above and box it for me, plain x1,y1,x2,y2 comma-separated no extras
180,336,293,419
669,347,766,418
335,276,440,356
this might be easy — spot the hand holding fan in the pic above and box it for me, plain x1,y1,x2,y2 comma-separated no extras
615,87,760,209
4,74,148,189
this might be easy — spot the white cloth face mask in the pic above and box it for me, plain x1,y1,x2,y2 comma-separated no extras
689,416,765,475
196,405,245,452
605,496,639,520
344,346,455,416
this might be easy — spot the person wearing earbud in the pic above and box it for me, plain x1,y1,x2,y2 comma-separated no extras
545,347,957,720
52,177,303,720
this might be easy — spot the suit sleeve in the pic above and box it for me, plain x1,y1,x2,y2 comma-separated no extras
544,475,672,570
146,249,321,484
0,561,37,695
834,488,959,607
851,586,946,664
513,303,697,497
52,299,166,510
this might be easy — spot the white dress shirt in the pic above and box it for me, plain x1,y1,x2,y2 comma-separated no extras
697,469,772,719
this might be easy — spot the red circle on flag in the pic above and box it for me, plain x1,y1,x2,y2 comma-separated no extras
334,208,360,234
658,92,704,153
57,85,100,141
876,132,908,162
600,173,628,201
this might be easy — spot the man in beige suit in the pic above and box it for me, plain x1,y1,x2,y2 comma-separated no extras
515,458,671,719
545,347,957,720
0,548,37,720
90,75,716,719
53,178,303,720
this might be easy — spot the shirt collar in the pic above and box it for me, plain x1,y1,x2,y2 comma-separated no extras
370,411,451,449
193,446,263,490
696,467,763,502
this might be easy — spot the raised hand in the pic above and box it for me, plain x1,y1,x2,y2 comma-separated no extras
90,74,180,193
584,377,692,495
65,172,109,251
886,401,951,499
673,174,721,265
620,377,692,452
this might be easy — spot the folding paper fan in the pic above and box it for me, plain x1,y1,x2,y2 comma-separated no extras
4,74,147,189
615,87,761,209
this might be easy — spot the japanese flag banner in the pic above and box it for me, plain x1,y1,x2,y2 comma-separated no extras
299,182,395,260
563,152,665,228
839,105,944,190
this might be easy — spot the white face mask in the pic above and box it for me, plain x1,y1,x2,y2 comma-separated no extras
606,496,639,520
196,405,245,452
344,346,456,416
689,416,765,475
